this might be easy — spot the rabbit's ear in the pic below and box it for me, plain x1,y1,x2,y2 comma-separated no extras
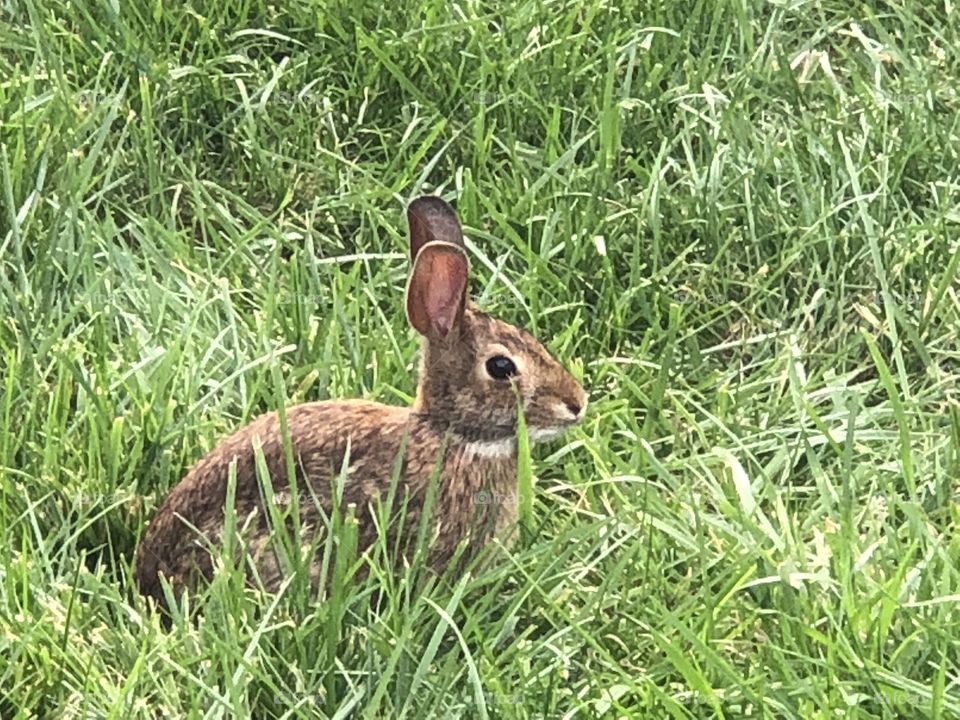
406,242,469,338
407,196,465,261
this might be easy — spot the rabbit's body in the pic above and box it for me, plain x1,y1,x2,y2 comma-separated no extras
135,197,586,608
135,399,519,603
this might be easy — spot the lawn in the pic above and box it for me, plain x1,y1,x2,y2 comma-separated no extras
1,0,959,717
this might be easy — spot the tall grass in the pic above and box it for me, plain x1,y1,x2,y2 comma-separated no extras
1,0,959,717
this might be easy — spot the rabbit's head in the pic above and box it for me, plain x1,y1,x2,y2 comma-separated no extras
405,196,587,453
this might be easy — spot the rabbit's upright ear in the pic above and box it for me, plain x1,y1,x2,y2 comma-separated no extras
406,242,469,339
405,196,469,338
407,196,465,260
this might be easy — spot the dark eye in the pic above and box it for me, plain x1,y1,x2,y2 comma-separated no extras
485,355,518,380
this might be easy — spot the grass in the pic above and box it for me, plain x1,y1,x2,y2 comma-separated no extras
1,0,960,716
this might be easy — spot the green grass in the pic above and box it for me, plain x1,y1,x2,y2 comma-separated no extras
2,0,960,716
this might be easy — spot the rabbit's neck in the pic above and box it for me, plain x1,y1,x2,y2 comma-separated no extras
410,410,518,454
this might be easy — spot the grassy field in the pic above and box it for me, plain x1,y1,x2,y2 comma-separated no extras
2,0,960,717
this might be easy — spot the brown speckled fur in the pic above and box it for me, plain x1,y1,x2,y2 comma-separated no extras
134,197,587,607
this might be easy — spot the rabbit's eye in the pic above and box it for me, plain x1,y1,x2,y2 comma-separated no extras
485,355,518,380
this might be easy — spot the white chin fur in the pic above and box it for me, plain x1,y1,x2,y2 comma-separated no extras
528,426,566,443
460,426,570,457
461,437,516,459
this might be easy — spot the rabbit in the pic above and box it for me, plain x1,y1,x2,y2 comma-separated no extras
134,196,588,608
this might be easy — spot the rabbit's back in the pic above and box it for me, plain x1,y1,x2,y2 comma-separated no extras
135,400,410,602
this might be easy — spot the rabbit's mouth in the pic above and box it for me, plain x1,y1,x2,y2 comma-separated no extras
525,398,587,443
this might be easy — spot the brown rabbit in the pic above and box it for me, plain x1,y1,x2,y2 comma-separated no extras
134,196,588,607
